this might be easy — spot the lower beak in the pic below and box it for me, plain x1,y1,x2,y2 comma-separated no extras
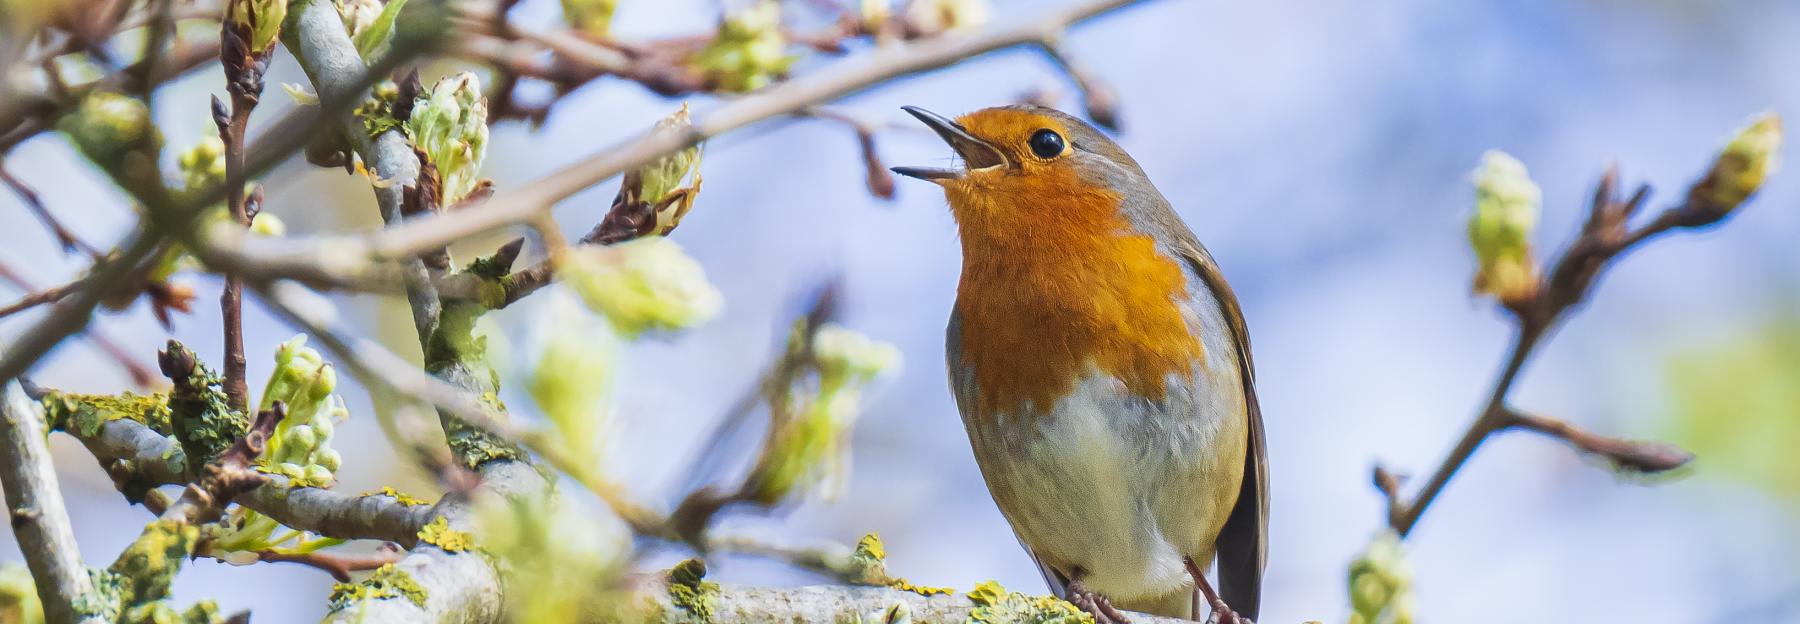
892,106,1007,183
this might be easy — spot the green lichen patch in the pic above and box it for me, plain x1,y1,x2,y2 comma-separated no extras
665,558,717,622
361,486,430,506
328,564,428,611
40,391,174,437
255,462,333,488
161,341,249,469
965,580,1093,624
417,517,475,552
108,519,201,607
119,599,223,624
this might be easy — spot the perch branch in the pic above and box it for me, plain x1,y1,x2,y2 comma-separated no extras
639,583,1191,624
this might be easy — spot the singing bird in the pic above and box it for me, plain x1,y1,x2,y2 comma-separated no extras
893,105,1267,623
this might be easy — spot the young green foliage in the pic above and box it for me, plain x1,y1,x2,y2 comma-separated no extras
692,1,796,92
559,238,723,339
404,72,489,204
742,323,901,505
475,492,632,623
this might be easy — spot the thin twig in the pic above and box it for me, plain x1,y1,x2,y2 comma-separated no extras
231,545,405,583
1381,163,1729,537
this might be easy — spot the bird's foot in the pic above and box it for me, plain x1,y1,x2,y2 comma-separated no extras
1183,557,1250,624
1064,579,1131,624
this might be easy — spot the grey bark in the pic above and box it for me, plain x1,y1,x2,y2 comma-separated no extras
0,381,98,623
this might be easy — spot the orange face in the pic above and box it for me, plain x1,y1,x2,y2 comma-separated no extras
895,106,1204,416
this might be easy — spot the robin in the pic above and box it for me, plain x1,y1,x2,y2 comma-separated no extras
893,105,1267,623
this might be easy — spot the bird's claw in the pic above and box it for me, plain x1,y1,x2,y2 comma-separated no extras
1065,579,1131,624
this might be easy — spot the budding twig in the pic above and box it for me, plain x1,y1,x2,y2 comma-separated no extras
1379,117,1776,536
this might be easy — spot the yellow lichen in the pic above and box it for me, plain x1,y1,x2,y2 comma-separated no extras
417,517,475,553
327,564,427,610
360,487,429,507
966,580,1093,624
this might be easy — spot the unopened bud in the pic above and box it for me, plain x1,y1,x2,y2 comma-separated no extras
558,238,723,339
692,1,796,92
1467,150,1541,306
177,136,226,191
59,92,161,167
229,0,288,51
560,0,617,35
1687,111,1782,223
404,72,489,204
906,0,989,32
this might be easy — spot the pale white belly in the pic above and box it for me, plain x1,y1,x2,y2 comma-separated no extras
963,365,1247,608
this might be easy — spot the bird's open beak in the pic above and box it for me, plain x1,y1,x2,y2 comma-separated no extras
891,106,1007,183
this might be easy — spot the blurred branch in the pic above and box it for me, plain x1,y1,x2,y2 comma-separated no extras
210,0,1153,291
0,159,99,255
0,38,222,156
0,381,99,623
0,259,156,385
1380,117,1779,537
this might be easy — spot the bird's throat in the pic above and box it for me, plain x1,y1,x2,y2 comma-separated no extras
950,183,1203,418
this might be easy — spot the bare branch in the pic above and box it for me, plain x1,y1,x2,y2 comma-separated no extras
1379,150,1755,536
0,381,98,623
1502,409,1693,474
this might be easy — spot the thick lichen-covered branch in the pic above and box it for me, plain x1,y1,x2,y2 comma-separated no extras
636,581,1189,624
59,409,432,545
0,381,102,623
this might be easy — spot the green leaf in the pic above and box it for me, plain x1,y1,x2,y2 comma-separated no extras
354,0,408,61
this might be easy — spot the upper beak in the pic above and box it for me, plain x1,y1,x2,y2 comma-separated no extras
891,105,1007,183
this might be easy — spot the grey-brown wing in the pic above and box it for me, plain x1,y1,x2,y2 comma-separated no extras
1181,242,1268,621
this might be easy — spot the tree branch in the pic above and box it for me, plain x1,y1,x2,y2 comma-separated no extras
639,583,1191,624
1378,152,1760,536
0,380,98,623
65,415,434,545
207,0,1153,289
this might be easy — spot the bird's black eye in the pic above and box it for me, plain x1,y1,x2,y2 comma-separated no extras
1028,129,1065,159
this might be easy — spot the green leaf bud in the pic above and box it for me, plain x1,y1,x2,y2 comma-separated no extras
692,1,797,92
560,0,616,36
58,92,161,168
249,212,285,237
403,72,489,204
177,136,226,192
229,0,288,51
1467,150,1540,306
905,0,990,32
1687,111,1782,222
558,238,723,339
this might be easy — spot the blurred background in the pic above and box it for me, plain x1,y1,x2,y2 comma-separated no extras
2,0,1798,622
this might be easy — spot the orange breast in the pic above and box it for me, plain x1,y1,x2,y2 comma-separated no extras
949,171,1202,417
